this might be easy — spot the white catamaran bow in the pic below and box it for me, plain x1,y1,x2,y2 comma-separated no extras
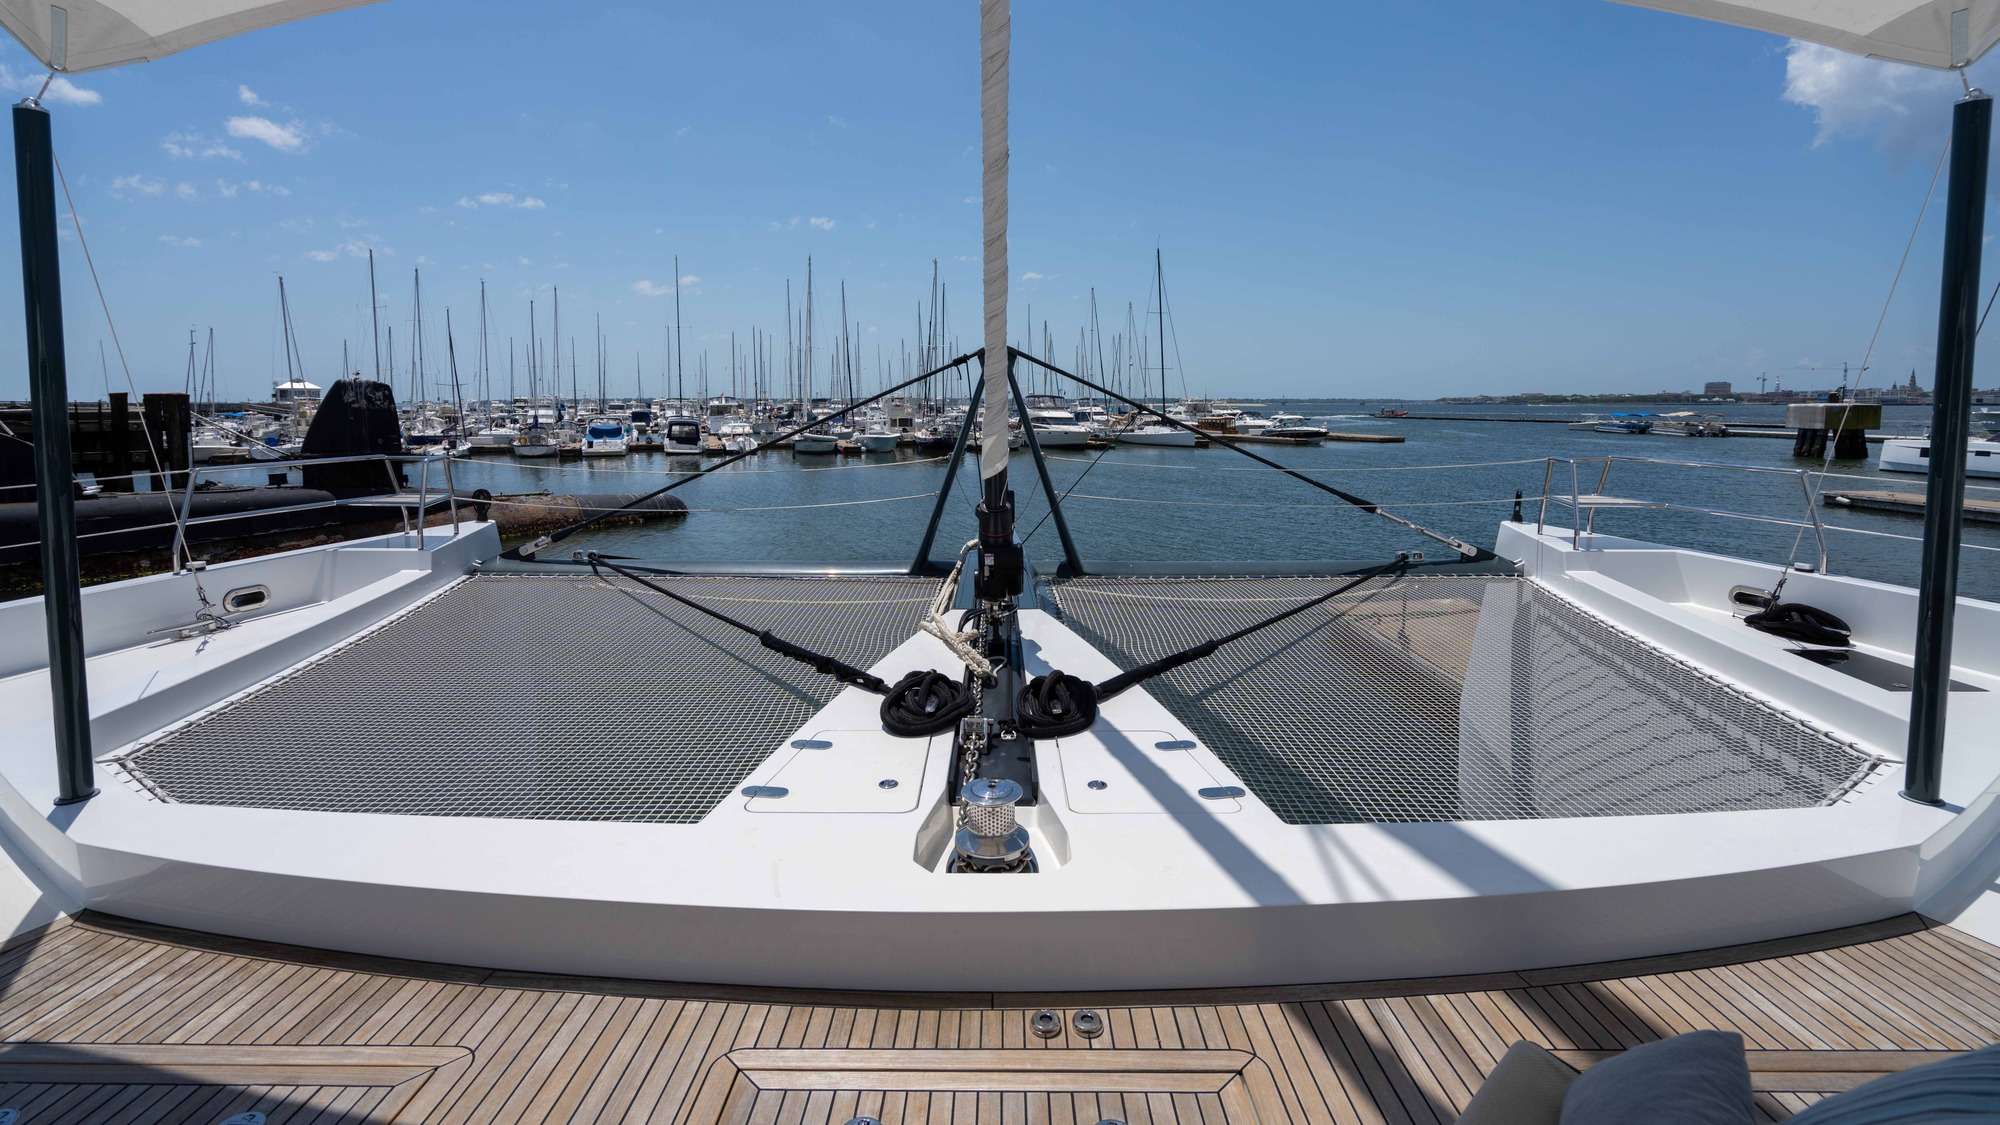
0,6,1995,1118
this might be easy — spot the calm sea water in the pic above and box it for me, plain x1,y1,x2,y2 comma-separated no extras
407,401,1998,601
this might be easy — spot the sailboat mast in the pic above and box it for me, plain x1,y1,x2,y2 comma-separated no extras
673,255,684,407
367,249,381,381
1155,249,1167,411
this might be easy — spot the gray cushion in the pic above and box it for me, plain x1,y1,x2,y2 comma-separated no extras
1458,1041,1579,1125
1787,1043,2000,1122
1560,1030,1753,1124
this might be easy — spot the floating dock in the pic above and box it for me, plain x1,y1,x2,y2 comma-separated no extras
1825,489,2000,526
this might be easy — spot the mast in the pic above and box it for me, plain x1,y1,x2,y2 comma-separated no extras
367,248,381,381
974,0,1018,601
1155,249,1167,411
478,280,489,414
445,307,464,437
673,255,684,408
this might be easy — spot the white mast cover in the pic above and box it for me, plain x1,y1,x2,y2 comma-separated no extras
1614,1,2000,68
978,0,1009,483
0,0,378,74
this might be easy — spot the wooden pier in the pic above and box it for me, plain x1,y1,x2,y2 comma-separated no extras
1825,488,2000,525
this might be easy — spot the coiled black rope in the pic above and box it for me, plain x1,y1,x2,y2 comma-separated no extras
880,670,975,737
1016,669,1098,738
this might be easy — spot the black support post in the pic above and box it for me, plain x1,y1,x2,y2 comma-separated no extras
14,99,95,805
910,373,983,573
1903,90,1990,807
1003,353,1086,577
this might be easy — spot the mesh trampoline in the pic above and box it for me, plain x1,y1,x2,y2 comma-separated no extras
1040,572,1882,824
114,573,938,823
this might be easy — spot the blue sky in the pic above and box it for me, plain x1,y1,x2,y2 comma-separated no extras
0,0,1993,402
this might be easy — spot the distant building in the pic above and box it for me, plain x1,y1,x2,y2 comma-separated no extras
1702,380,1733,397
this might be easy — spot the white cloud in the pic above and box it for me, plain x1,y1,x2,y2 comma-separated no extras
961,195,977,205
226,115,308,153
162,130,243,160
1021,271,1044,281
158,234,201,248
40,76,101,106
1780,40,1981,150
455,191,547,210
305,239,374,263
679,273,701,287
827,114,849,129
0,65,103,106
237,84,264,107
214,178,290,199
174,182,198,201
808,216,835,230
632,279,673,297
110,174,166,199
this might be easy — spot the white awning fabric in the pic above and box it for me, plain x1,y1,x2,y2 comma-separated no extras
1614,1,2000,69
0,0,378,74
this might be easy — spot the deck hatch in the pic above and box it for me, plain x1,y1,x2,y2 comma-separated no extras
1041,573,1883,824
114,573,936,823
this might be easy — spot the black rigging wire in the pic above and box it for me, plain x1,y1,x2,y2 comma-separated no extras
587,552,892,694
509,351,978,559
1009,347,1490,562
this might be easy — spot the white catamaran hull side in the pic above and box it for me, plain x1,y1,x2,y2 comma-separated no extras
0,521,1996,986
1878,437,2000,478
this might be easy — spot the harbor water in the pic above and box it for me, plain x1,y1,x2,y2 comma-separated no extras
398,401,2000,602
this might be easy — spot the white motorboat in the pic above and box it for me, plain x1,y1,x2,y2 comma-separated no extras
468,423,518,450
1655,411,1731,437
580,418,631,457
1115,423,1199,447
859,427,902,453
1023,394,1093,448
1878,435,2000,478
1265,411,1328,439
793,429,839,454
716,418,759,453
661,415,703,454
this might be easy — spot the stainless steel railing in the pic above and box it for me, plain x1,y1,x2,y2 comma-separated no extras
169,452,460,571
1534,455,1828,573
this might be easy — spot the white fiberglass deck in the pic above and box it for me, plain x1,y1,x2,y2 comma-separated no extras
0,520,1996,990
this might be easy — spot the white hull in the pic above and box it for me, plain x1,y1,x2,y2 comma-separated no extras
5,520,1998,989
1116,426,1198,447
859,433,902,452
581,442,628,457
1029,425,1091,448
513,441,558,458
1879,437,2000,478
794,435,838,454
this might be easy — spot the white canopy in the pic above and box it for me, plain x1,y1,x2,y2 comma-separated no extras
0,0,376,74
1614,1,2000,69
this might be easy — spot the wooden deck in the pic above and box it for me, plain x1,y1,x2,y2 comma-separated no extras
0,911,1989,1122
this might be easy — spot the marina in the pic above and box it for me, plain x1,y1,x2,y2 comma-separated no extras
0,0,1997,1122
